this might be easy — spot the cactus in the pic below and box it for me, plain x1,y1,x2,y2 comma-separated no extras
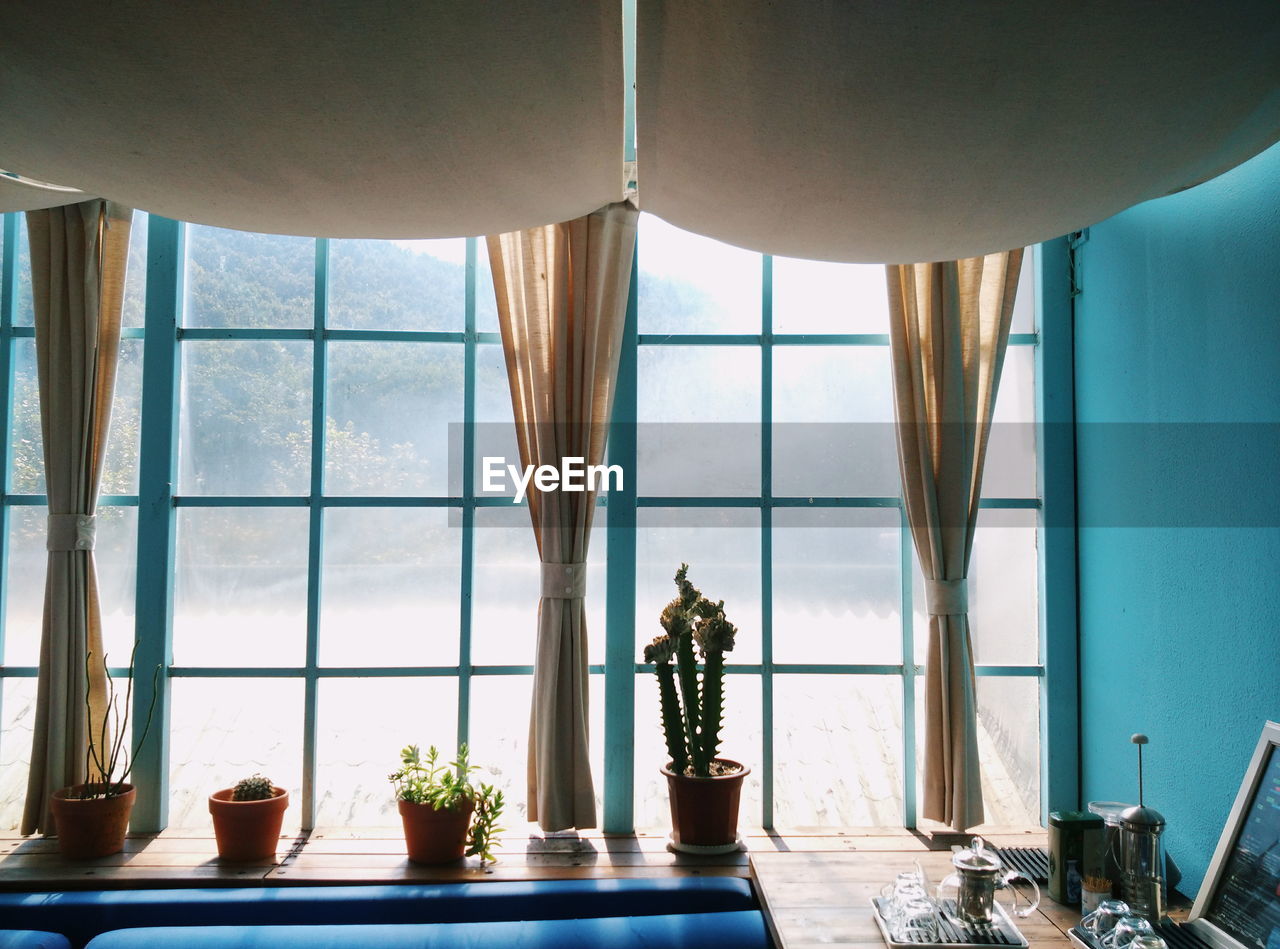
231,774,276,801
642,564,738,778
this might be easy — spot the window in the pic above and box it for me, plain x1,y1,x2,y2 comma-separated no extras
0,210,1049,833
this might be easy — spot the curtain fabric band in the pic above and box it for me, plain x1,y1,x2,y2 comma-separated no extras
540,562,587,599
46,513,96,552
924,578,968,615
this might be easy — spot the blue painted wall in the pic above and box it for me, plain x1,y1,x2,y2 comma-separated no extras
1074,142,1280,894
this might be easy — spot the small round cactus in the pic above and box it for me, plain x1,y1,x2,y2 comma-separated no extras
231,774,276,801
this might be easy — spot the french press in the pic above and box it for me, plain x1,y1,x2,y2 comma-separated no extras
936,836,1041,924
1117,734,1166,920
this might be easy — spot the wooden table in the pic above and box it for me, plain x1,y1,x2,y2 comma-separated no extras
750,848,1083,948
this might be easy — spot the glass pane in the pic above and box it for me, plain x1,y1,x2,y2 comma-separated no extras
96,506,139,666
326,342,463,497
329,238,465,332
638,214,761,334
983,346,1037,499
468,674,605,831
476,241,499,335
636,508,762,664
772,347,898,497
3,506,46,665
179,340,312,495
772,508,901,665
101,338,144,495
168,677,304,830
121,211,148,329
173,508,309,667
774,675,903,827
14,217,33,327
315,677,457,828
9,338,43,494
634,672,762,832
320,507,461,667
772,258,889,334
473,343,519,497
637,346,760,496
0,679,37,830
911,507,1041,667
184,225,314,328
1010,251,1036,335
471,505,606,667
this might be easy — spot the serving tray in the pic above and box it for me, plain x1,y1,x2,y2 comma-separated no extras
871,897,1029,947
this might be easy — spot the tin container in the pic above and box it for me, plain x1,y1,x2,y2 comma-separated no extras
1049,810,1104,905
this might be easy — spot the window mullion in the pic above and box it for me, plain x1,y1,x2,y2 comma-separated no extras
457,238,477,754
760,254,774,831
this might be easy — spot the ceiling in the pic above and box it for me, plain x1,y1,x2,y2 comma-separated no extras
3,1,1278,262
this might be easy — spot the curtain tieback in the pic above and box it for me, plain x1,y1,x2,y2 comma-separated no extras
47,513,96,551
541,561,587,599
924,577,968,615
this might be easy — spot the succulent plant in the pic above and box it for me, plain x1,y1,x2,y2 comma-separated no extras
231,774,276,801
643,564,739,777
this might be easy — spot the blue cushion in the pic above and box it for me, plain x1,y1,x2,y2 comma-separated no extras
0,934,71,949
0,879,758,947
83,912,771,949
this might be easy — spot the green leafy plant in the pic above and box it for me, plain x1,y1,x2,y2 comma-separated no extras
231,774,276,801
72,642,161,800
643,563,739,777
389,743,505,865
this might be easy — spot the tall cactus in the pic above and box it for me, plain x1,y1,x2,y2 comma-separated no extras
642,564,738,778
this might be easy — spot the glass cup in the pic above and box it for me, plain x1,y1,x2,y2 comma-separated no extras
1107,915,1156,949
1126,937,1168,949
891,897,940,942
1081,899,1132,939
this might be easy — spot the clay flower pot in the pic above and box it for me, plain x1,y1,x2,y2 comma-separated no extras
50,783,136,859
662,758,749,854
209,786,289,861
398,797,474,865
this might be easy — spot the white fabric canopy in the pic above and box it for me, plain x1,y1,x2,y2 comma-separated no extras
0,2,623,238
638,1,1280,263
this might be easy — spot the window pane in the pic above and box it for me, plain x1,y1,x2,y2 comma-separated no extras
774,675,903,827
471,505,606,666
184,225,314,328
0,679,36,830
473,343,519,497
9,339,42,494
329,238,465,332
772,346,898,498
179,340,312,495
122,211,148,329
14,217,33,327
772,258,889,334
476,242,499,335
101,338,144,495
983,346,1037,499
315,677,457,827
637,346,760,496
1010,251,1036,335
636,508,761,664
326,342,463,497
3,507,45,665
320,507,460,667
911,507,1041,667
772,508,901,665
168,678,304,830
97,506,139,666
173,508,309,667
634,672,762,832
638,215,761,334
468,674,604,830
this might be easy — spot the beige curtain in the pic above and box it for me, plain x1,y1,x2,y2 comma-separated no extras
21,201,132,835
487,202,638,831
886,251,1023,831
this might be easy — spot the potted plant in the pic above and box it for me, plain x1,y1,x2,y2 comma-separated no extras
389,743,504,866
208,773,289,861
50,645,160,859
643,563,748,854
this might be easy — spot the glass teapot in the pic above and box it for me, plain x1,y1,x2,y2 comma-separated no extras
936,836,1041,924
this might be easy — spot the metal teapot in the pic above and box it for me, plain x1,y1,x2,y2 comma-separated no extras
936,836,1042,924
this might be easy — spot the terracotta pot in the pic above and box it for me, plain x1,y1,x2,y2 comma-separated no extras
50,783,136,859
662,759,749,851
398,797,473,865
209,787,289,861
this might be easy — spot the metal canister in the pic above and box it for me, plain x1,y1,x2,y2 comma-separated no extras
1049,810,1104,905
